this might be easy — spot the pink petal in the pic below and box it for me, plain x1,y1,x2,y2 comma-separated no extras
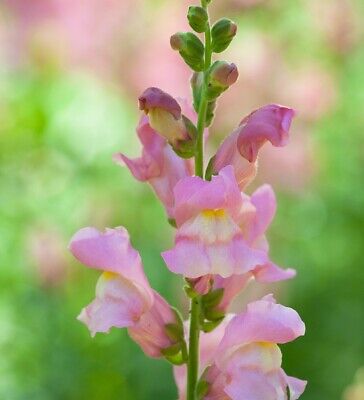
247,184,277,244
162,235,267,279
237,104,295,163
217,295,305,355
69,227,153,303
173,166,242,227
77,272,149,336
128,290,177,358
285,373,307,400
254,262,296,283
224,368,280,400
138,87,182,119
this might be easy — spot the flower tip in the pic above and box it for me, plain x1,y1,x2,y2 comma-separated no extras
170,33,183,51
138,87,181,119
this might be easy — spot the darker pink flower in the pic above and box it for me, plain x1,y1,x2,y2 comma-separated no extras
69,227,180,358
114,116,192,219
138,87,190,146
162,166,267,278
213,104,295,190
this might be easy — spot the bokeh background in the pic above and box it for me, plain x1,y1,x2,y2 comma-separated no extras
1,0,363,399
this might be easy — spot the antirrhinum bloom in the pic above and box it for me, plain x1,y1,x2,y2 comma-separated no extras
138,87,190,146
162,166,267,278
186,184,295,314
114,115,192,219
69,227,181,358
202,295,306,400
213,104,295,190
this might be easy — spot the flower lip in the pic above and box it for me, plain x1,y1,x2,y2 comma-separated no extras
138,87,182,120
237,104,296,163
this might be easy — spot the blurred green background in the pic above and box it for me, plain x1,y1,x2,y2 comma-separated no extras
0,0,363,399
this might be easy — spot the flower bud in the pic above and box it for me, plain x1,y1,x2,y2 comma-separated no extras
211,18,237,53
210,61,239,87
170,32,204,72
138,87,189,145
206,61,239,100
187,6,208,33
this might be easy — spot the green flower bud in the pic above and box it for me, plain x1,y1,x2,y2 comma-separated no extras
170,32,205,72
211,18,237,53
187,6,208,33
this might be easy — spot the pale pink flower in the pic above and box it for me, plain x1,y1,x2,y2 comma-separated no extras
162,166,267,278
213,105,295,190
204,295,306,400
69,226,179,358
187,184,294,313
114,115,192,219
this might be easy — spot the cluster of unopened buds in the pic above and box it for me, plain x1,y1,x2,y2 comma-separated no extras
69,1,306,399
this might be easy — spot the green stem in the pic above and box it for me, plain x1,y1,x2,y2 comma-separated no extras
186,297,201,400
186,3,213,400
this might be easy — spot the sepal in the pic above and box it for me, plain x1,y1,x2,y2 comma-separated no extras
205,100,216,127
171,115,197,159
191,72,204,113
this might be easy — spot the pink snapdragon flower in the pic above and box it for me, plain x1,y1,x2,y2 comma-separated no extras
213,104,295,190
69,226,180,358
162,166,267,278
203,295,306,400
114,116,192,219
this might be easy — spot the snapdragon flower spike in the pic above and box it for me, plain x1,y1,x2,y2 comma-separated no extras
114,115,192,219
162,166,267,278
69,227,183,359
213,104,295,189
138,87,192,148
203,295,306,400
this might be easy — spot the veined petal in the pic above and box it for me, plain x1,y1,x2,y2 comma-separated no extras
128,291,178,358
217,296,305,362
69,227,152,301
173,166,242,227
78,272,149,336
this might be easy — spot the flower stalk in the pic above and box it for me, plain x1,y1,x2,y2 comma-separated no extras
187,2,213,398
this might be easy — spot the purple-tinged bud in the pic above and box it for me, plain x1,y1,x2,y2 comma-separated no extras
138,87,190,146
209,61,239,88
206,61,239,101
138,87,181,119
170,32,205,72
